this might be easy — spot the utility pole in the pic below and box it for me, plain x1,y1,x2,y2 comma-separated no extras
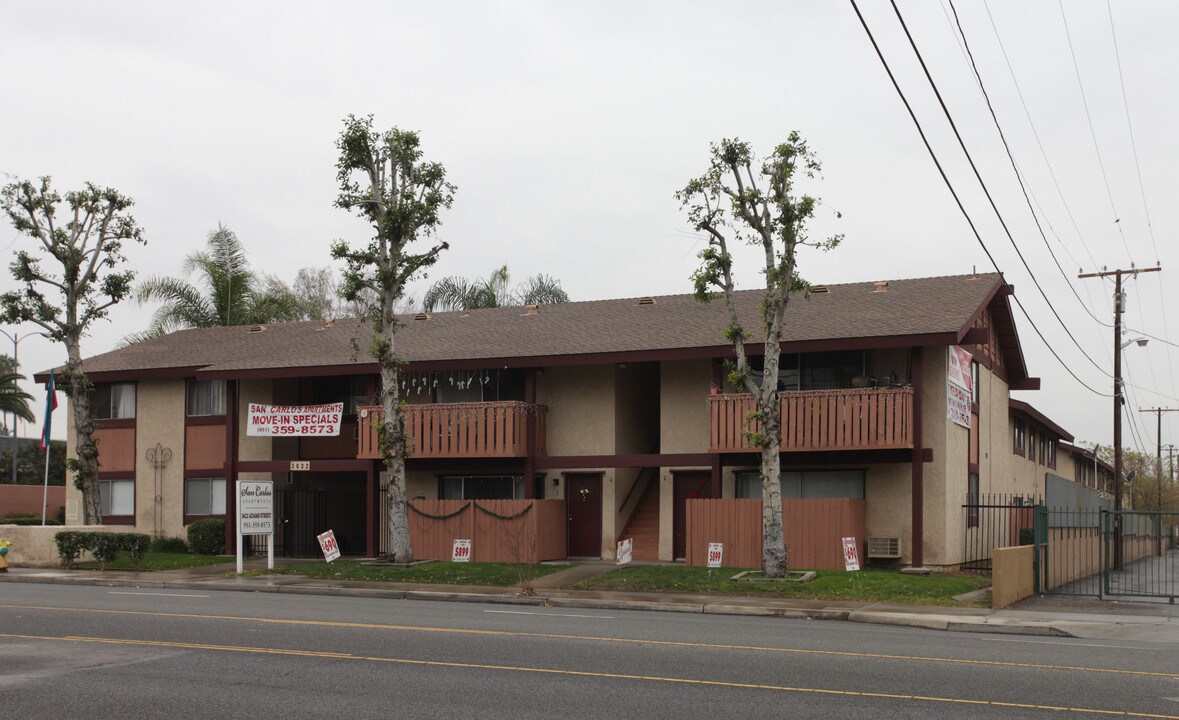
1079,264,1161,569
1139,407,1177,556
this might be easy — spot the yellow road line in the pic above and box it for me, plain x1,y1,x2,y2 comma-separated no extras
4,603,1176,680
2,632,1176,719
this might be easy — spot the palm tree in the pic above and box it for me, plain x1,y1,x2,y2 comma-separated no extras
421,264,569,312
122,225,312,344
0,372,35,426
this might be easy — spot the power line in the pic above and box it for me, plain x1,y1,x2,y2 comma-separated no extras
888,0,1112,379
850,0,1110,398
1057,0,1133,262
945,0,1116,334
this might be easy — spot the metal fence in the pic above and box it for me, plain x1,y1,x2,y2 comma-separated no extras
1035,506,1104,596
1100,510,1178,602
961,494,1039,573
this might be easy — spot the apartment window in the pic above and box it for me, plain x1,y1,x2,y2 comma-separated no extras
185,477,226,516
99,479,134,516
1038,434,1048,466
186,380,226,416
313,376,371,415
91,383,136,420
1013,419,1025,456
971,361,980,404
441,475,524,500
1047,440,1057,469
735,470,865,499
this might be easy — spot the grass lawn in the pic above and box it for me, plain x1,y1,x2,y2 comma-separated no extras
77,552,232,571
575,566,991,606
263,560,572,587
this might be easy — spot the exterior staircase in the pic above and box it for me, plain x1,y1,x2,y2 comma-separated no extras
619,480,661,560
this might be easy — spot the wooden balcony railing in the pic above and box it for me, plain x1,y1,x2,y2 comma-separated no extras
709,387,914,453
357,401,547,460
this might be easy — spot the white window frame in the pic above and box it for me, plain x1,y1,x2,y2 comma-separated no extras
185,477,226,516
186,380,227,417
91,383,136,420
99,478,135,516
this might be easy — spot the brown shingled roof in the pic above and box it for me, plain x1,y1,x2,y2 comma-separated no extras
52,273,1005,379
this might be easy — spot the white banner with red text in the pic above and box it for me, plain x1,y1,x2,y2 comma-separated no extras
246,403,344,437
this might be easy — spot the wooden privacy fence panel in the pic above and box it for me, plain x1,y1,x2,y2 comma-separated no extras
358,403,546,460
401,499,566,563
709,388,913,453
685,498,867,571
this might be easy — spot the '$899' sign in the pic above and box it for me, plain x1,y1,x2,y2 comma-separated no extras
452,539,472,562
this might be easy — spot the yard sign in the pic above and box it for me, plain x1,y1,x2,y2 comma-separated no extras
452,538,472,562
317,530,341,562
707,542,724,568
616,538,633,565
235,480,274,574
842,536,861,572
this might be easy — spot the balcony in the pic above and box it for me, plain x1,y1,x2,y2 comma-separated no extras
357,401,547,459
709,387,914,453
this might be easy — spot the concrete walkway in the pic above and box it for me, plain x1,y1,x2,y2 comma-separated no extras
3,562,1178,643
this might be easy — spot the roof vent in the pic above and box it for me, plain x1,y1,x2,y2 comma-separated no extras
414,312,431,321
314,320,335,331
811,285,829,294
248,324,267,333
523,304,538,316
872,281,889,293
637,297,656,305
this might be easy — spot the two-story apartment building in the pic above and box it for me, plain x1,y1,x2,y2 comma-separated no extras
45,272,1047,568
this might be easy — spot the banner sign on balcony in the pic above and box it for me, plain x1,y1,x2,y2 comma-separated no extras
946,381,971,429
616,538,633,566
947,345,974,394
707,542,724,568
317,529,341,562
246,403,343,437
842,536,861,572
452,539,472,562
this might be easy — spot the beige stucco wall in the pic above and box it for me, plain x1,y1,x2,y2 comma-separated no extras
237,379,274,463
991,544,1034,608
538,364,615,456
615,363,659,454
135,379,188,539
660,360,711,454
0,524,117,568
864,463,913,563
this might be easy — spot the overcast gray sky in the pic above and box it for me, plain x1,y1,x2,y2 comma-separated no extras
2,1,1176,455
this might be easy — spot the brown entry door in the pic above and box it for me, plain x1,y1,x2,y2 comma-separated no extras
673,471,714,560
566,473,603,558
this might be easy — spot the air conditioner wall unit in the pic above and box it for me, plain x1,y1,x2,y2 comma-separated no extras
867,536,902,559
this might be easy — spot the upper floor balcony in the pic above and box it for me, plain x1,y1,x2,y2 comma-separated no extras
709,386,914,453
357,401,547,459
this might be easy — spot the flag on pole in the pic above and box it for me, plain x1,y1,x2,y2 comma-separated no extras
40,369,57,451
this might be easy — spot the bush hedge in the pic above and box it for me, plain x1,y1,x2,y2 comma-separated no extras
187,518,225,555
0,513,61,526
54,531,152,570
150,536,189,554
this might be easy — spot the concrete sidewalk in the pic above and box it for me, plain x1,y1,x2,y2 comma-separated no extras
3,563,1178,643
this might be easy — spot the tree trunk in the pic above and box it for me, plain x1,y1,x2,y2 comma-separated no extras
759,334,788,578
65,338,101,525
379,311,413,563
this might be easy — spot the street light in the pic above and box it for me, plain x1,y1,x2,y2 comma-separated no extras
0,328,51,484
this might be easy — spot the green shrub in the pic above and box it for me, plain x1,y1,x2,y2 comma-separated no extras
90,533,122,569
55,531,90,568
2,516,61,526
1019,527,1035,546
187,518,225,555
150,536,189,554
121,533,151,569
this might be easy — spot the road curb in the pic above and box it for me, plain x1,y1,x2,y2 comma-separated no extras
0,573,1081,638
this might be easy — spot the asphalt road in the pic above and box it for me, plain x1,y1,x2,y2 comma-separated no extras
1,583,1177,719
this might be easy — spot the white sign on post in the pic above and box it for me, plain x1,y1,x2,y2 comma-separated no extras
317,530,341,562
235,480,274,574
707,542,724,568
842,536,861,572
452,539,472,562
246,403,344,437
616,538,633,566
